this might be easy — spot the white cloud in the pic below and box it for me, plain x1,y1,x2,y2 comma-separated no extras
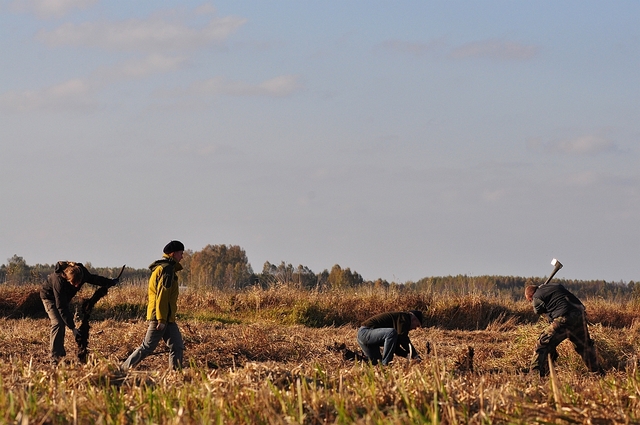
95,54,187,81
560,171,637,194
564,171,600,186
0,78,95,112
527,134,618,156
0,53,190,112
188,75,303,97
194,4,217,16
11,0,97,19
377,38,536,61
450,39,538,60
36,13,246,52
377,39,445,55
550,135,616,155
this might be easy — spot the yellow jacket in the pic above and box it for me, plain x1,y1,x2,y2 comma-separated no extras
147,254,182,323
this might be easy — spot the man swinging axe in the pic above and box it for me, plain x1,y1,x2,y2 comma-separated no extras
524,259,602,377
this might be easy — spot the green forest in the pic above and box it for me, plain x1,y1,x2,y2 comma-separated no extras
1,244,637,301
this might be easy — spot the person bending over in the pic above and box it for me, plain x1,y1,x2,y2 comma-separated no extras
40,261,118,365
356,310,423,365
525,284,601,377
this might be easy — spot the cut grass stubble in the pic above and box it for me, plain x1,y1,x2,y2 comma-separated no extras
2,284,640,423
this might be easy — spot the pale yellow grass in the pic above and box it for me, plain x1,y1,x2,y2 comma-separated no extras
2,284,640,423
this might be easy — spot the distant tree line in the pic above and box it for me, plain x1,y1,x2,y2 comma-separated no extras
0,255,149,285
256,261,370,290
1,249,637,301
180,244,371,291
405,274,637,301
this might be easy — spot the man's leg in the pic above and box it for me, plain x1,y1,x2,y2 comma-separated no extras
531,317,569,377
357,327,384,365
379,328,398,365
568,313,600,373
41,298,66,362
120,321,165,371
163,322,184,370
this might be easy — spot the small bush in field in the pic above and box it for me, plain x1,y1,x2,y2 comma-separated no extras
291,301,329,327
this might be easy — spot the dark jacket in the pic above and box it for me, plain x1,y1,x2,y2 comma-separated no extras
146,255,182,323
361,311,420,358
532,283,585,320
40,262,114,329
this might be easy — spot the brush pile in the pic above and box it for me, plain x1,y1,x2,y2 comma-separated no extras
0,285,44,318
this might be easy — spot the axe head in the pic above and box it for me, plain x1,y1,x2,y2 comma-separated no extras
542,258,564,285
551,258,563,271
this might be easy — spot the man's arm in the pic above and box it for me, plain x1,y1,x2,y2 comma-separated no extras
82,265,117,288
393,313,411,336
532,297,547,315
154,265,174,325
395,335,420,359
53,282,76,329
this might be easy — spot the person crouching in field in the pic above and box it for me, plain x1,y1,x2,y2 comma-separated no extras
40,261,118,365
525,284,602,377
356,310,423,365
120,241,185,372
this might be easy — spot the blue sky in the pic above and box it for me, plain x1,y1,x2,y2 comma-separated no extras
1,1,638,283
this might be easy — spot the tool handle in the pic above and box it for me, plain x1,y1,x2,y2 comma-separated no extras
542,264,562,285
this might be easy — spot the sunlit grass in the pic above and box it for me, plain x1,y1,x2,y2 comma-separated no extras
2,284,640,423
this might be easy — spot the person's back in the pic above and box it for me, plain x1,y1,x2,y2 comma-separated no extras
361,312,411,336
532,283,584,319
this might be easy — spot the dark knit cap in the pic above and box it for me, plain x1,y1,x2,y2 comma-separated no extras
409,310,424,326
163,240,185,254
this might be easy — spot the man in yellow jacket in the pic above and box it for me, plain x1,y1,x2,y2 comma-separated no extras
121,240,185,371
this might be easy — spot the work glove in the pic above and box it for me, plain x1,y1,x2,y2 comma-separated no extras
156,322,166,331
72,328,83,342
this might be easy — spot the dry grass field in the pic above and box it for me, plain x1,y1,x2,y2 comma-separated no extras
2,283,640,424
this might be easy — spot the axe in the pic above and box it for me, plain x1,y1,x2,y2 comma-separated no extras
542,258,563,286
